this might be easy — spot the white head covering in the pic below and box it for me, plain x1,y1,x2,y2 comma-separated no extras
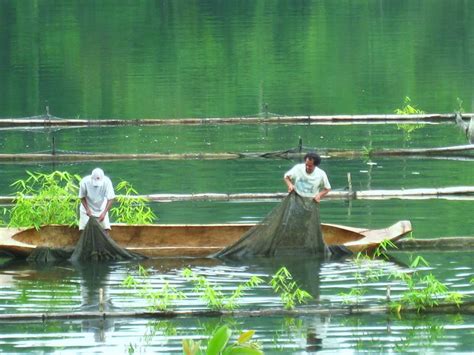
91,168,105,187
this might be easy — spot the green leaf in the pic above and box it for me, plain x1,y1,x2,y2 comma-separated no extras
223,347,263,355
206,325,232,355
237,330,255,344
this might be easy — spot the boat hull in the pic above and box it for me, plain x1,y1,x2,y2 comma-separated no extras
0,221,412,258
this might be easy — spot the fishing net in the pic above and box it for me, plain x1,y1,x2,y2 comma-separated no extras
70,217,145,262
215,192,333,259
27,247,73,262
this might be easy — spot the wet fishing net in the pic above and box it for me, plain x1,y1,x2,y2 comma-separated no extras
27,218,145,262
27,247,73,262
216,192,334,259
70,217,145,262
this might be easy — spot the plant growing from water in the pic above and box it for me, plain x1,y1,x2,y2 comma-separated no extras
8,171,81,229
373,238,398,260
111,180,157,224
395,96,425,115
395,96,426,141
389,256,464,313
339,251,386,305
455,97,465,113
182,324,262,355
122,265,186,311
182,268,264,310
269,267,313,310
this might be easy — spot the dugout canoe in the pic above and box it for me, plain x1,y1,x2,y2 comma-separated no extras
0,221,412,258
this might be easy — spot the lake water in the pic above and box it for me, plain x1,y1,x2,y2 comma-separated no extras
1,0,473,353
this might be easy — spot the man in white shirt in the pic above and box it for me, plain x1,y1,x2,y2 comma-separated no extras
284,152,331,202
78,168,116,231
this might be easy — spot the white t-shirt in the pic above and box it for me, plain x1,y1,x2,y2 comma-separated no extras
78,175,116,215
284,164,331,198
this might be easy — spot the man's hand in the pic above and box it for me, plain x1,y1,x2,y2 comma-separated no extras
284,176,295,193
86,208,92,217
287,183,295,193
314,188,331,203
98,212,106,222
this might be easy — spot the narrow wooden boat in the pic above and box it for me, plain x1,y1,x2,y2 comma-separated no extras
0,221,412,258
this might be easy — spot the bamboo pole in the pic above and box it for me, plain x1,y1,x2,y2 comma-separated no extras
0,301,472,321
0,144,473,163
0,113,472,128
0,152,241,162
395,237,474,250
1,187,473,204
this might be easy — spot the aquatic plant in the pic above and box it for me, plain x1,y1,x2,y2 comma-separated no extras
0,207,8,226
8,171,81,229
182,268,264,310
339,252,383,305
395,96,425,115
269,267,313,310
182,325,262,355
394,96,426,141
389,257,464,313
6,172,156,228
111,180,157,224
373,239,398,260
361,144,374,158
455,97,465,113
394,317,445,352
122,265,186,311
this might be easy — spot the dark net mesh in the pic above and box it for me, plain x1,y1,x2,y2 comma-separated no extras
69,217,145,262
215,192,332,259
27,247,73,262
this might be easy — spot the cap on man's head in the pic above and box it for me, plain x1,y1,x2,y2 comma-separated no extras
91,168,105,187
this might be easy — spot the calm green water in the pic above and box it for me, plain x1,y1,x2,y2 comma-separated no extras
1,1,473,353
1,0,474,118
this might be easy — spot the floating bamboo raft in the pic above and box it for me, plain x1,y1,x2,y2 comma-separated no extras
1,113,472,127
1,187,473,204
0,300,472,321
0,144,473,163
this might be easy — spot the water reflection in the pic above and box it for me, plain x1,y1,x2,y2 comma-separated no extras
0,251,472,352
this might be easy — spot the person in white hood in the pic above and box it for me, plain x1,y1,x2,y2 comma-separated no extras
78,168,116,231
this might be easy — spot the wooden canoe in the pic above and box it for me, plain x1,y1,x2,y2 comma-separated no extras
0,221,412,258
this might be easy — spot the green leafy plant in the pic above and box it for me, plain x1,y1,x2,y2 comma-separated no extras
373,239,398,260
269,267,313,310
339,253,384,305
361,145,374,158
122,265,186,311
8,171,81,229
395,96,426,141
0,207,8,226
182,268,264,310
389,260,464,313
111,180,157,224
395,96,425,115
182,325,262,355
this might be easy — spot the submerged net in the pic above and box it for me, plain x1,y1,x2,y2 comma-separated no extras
70,217,145,262
215,192,337,259
27,218,145,262
27,247,73,262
